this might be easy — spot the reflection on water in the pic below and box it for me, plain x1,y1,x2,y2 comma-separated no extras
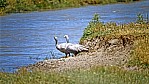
0,0,149,73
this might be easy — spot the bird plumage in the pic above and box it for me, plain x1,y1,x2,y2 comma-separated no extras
64,35,88,56
54,36,70,57
64,35,69,43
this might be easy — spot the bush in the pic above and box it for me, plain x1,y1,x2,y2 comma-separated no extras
83,13,102,39
0,0,7,7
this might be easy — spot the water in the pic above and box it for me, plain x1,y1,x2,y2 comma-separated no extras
0,0,149,73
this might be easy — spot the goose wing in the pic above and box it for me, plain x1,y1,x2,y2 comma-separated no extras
66,44,78,54
63,35,88,56
74,44,88,51
56,43,69,53
66,43,88,53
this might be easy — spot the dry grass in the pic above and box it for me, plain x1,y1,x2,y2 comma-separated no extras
128,38,149,68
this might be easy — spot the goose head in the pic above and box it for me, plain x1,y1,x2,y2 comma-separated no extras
64,35,69,43
54,36,58,45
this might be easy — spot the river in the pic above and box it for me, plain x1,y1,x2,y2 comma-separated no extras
0,0,149,73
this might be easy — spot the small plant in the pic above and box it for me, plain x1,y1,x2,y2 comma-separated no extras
136,13,145,24
91,13,100,23
136,13,149,24
83,13,102,39
44,57,49,60
50,51,56,59
87,13,101,28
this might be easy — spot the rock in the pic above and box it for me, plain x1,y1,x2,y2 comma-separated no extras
108,39,119,45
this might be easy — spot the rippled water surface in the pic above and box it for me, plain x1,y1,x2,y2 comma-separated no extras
0,0,149,72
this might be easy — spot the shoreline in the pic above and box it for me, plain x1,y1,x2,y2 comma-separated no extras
0,14,148,83
0,0,140,16
26,37,134,72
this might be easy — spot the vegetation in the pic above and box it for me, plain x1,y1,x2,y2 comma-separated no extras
0,13,148,84
0,0,139,15
128,38,149,68
81,13,149,41
81,13,149,68
0,66,149,84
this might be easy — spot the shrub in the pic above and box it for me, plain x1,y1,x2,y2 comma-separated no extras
0,0,7,7
83,13,102,39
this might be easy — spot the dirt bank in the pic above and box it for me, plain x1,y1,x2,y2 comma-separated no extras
26,35,136,72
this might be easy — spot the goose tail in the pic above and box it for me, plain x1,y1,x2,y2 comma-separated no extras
78,46,89,52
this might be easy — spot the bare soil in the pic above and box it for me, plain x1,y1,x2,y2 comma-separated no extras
26,36,136,72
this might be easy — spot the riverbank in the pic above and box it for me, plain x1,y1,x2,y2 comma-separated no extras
0,0,139,16
26,21,149,72
0,14,149,83
26,37,133,72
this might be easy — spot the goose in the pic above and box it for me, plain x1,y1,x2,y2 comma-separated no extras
64,35,88,56
64,35,69,43
54,36,70,57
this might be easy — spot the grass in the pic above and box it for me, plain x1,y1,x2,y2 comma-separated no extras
64,66,149,84
81,13,149,68
0,14,149,83
0,0,139,15
0,68,71,84
80,14,149,42
128,38,149,68
0,66,149,84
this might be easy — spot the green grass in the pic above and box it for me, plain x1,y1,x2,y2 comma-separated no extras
80,13,149,68
0,68,71,84
0,13,149,83
80,14,149,42
64,66,149,84
0,66,149,84
0,0,138,15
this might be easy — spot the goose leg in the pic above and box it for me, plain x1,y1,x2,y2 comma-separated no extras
74,53,77,57
68,53,71,57
65,53,67,58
